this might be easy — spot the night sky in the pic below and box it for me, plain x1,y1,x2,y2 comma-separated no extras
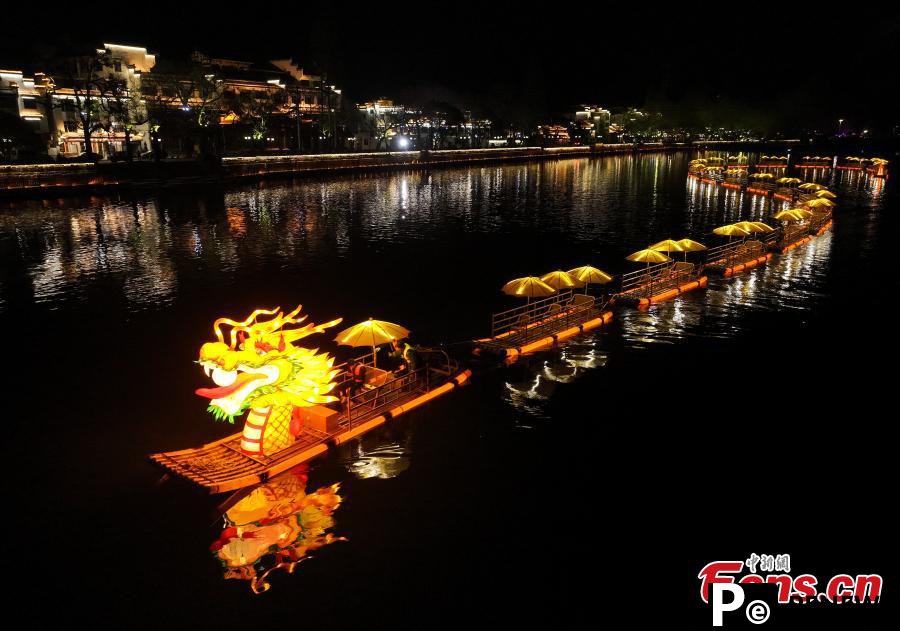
3,4,898,130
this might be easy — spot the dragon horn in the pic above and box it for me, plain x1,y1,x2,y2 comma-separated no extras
285,305,303,322
213,308,279,344
280,318,343,344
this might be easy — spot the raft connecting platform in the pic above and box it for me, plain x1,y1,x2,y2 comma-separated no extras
151,356,470,493
475,288,613,359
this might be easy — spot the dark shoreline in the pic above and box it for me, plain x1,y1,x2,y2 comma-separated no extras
1,140,893,200
0,145,692,200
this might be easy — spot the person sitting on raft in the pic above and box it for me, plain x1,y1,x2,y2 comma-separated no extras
339,359,366,407
388,338,420,375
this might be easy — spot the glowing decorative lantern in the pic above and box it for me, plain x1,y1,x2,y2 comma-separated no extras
195,306,342,456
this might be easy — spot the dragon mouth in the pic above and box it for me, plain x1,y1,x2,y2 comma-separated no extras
196,364,279,416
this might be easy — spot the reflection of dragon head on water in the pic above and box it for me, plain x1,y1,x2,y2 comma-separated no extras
210,466,345,593
195,306,342,455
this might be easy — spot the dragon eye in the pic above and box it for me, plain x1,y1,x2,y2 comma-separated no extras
211,368,237,386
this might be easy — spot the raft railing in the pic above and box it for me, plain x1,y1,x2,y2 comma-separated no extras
768,223,809,250
705,239,765,269
490,289,575,340
807,210,832,234
344,353,459,424
483,288,608,349
618,261,698,298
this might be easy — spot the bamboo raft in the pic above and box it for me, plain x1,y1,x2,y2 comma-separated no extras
475,288,614,359
151,360,470,493
704,239,772,277
614,261,708,308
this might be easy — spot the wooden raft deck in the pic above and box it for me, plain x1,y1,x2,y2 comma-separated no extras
151,365,471,494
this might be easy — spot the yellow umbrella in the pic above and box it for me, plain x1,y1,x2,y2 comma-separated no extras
750,173,773,179
798,182,824,191
648,239,685,254
567,265,613,285
567,265,613,294
713,224,752,239
732,221,775,234
626,249,671,295
815,190,836,199
541,270,581,290
626,248,672,264
776,177,801,184
336,318,411,367
674,238,707,262
676,238,707,252
806,198,835,208
502,276,557,302
772,210,806,222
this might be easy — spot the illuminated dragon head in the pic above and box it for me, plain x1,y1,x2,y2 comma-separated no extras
196,306,342,422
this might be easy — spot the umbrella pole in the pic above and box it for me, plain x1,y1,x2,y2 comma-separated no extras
372,342,377,368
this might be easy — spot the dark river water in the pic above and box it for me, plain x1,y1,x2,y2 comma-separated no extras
1,153,895,627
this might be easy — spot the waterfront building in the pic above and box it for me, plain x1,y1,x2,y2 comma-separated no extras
354,99,493,151
573,105,611,142
0,70,55,160
537,124,571,146
1,43,342,160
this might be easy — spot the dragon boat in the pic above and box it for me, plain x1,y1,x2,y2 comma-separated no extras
150,306,470,493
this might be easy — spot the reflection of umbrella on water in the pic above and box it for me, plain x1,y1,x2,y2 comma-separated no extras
540,270,580,290
567,265,613,295
336,318,410,367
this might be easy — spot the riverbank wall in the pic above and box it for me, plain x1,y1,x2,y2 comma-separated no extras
0,144,688,198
